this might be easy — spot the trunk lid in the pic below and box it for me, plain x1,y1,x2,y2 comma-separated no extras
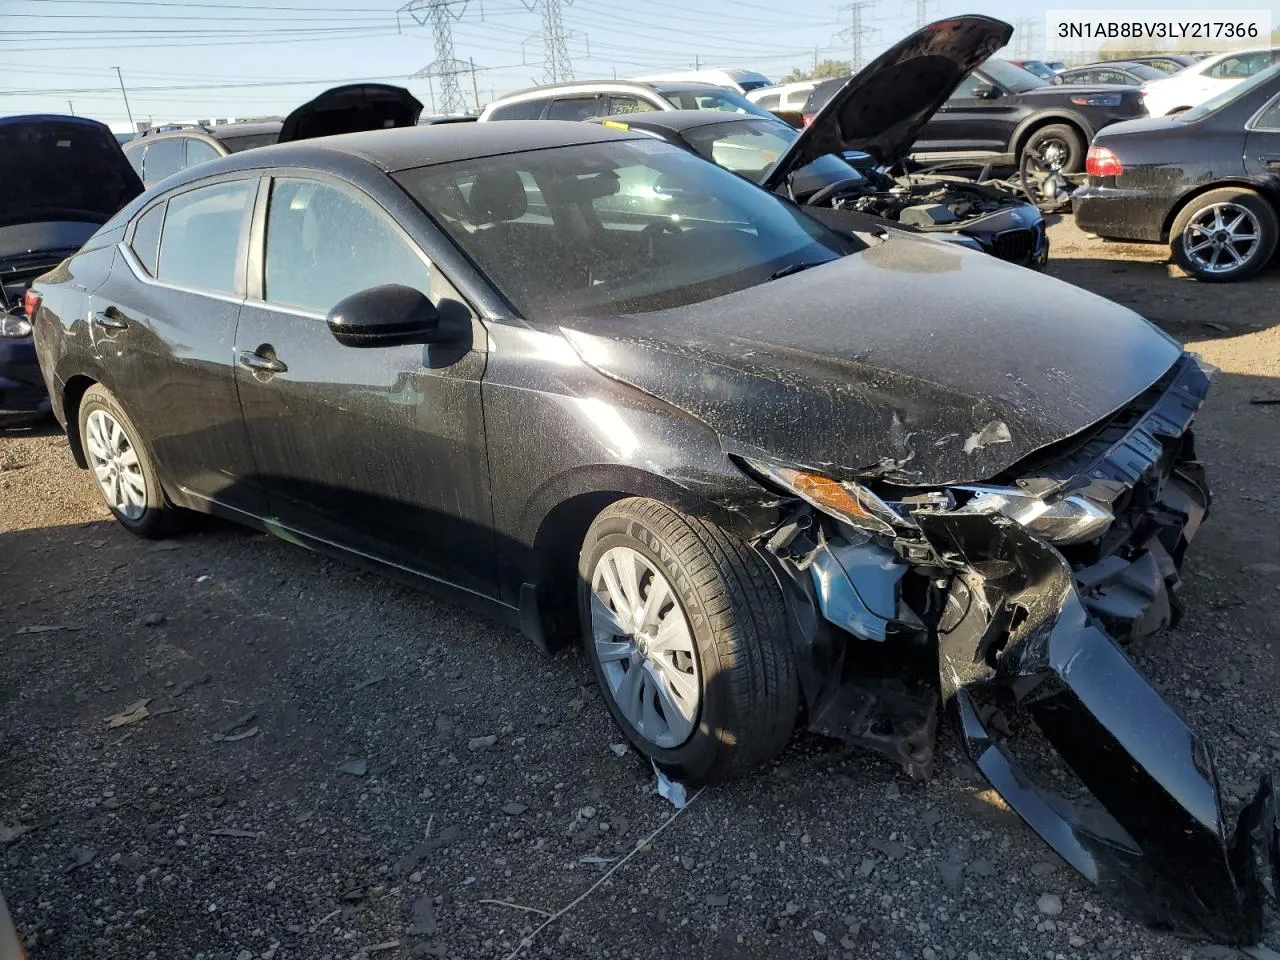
279,84,424,143
0,115,143,240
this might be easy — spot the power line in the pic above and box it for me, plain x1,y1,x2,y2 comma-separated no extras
522,0,580,83
838,0,877,71
401,0,473,115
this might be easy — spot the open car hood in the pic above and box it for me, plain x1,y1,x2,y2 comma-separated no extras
559,235,1181,486
278,84,424,143
0,114,143,236
761,16,1012,190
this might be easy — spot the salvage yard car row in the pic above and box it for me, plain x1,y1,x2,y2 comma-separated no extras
3,13,1280,951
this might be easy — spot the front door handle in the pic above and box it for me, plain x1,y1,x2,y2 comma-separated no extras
237,350,287,374
91,307,128,330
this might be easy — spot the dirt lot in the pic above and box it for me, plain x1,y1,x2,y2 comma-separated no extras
2,219,1278,960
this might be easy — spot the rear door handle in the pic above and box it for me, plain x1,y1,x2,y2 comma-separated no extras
1265,158,1280,171
237,350,287,374
91,308,128,330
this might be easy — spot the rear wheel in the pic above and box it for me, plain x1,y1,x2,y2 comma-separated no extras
79,384,180,538
1020,123,1085,174
1170,188,1278,282
578,498,798,785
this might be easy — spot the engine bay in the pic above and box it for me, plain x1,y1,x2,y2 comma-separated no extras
832,169,1028,229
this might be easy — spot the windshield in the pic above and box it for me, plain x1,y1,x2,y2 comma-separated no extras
661,87,774,118
397,139,858,319
681,117,862,186
1180,63,1280,122
981,59,1049,92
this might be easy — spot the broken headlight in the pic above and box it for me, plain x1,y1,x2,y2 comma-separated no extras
953,487,1112,545
744,460,910,536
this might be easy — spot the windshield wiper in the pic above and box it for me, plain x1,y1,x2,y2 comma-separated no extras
769,260,826,281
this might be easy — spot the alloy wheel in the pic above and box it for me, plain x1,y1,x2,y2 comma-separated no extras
590,546,700,749
1182,203,1261,275
1037,137,1069,171
84,409,147,521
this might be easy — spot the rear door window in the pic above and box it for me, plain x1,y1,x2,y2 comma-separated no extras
546,97,608,120
130,203,165,276
185,138,221,166
488,99,550,120
143,139,185,184
156,179,252,294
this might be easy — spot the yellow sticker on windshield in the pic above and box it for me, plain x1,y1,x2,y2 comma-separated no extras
601,119,630,131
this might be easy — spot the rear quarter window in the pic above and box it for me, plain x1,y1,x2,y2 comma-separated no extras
129,203,164,276
487,99,550,121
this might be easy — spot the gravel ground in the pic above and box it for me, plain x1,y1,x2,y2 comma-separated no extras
1,219,1278,960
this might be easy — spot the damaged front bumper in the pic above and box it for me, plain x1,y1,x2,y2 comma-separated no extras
766,354,1278,943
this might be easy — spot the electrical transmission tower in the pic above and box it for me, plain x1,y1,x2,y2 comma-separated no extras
1012,18,1040,59
907,0,937,30
838,0,877,71
401,0,472,115
522,0,583,84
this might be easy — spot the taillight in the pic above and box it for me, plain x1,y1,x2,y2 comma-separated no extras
802,113,815,126
1086,145,1123,177
22,289,41,318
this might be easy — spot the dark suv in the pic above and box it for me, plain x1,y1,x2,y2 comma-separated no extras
124,83,425,187
804,58,1146,173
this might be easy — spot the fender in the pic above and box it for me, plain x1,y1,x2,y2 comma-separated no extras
1160,174,1280,240
1009,109,1096,155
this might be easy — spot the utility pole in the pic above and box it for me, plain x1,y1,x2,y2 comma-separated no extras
112,66,135,129
838,0,877,71
469,57,481,113
910,0,937,30
67,100,74,115
402,0,472,115
522,0,582,84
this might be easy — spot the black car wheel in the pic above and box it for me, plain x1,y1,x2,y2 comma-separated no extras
1021,124,1085,174
1170,188,1279,283
578,497,798,785
78,384,181,538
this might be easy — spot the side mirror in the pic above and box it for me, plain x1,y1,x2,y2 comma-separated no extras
326,284,441,348
972,83,999,100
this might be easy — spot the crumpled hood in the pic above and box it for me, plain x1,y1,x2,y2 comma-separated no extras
762,15,1012,189
559,235,1182,486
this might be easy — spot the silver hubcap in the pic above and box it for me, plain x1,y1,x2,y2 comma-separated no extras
1038,138,1068,171
1183,203,1260,274
590,546,700,749
85,409,146,521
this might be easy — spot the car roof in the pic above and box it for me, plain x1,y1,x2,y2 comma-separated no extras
602,109,777,133
1069,61,1143,71
132,120,282,143
161,120,646,183
496,79,729,101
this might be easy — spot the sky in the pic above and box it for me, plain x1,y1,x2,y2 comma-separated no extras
2,0,1277,130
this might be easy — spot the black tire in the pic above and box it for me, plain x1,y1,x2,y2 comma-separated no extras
1169,187,1279,283
1020,123,1085,174
578,497,798,785
78,383,181,538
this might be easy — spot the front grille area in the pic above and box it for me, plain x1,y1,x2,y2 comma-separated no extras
991,227,1037,263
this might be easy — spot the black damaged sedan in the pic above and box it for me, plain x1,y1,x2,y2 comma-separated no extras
30,119,1278,942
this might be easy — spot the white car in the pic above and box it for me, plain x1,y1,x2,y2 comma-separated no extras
633,68,772,94
746,79,819,113
1140,46,1279,116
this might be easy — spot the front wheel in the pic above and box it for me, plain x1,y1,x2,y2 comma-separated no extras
578,498,798,785
79,384,181,538
1170,188,1279,282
